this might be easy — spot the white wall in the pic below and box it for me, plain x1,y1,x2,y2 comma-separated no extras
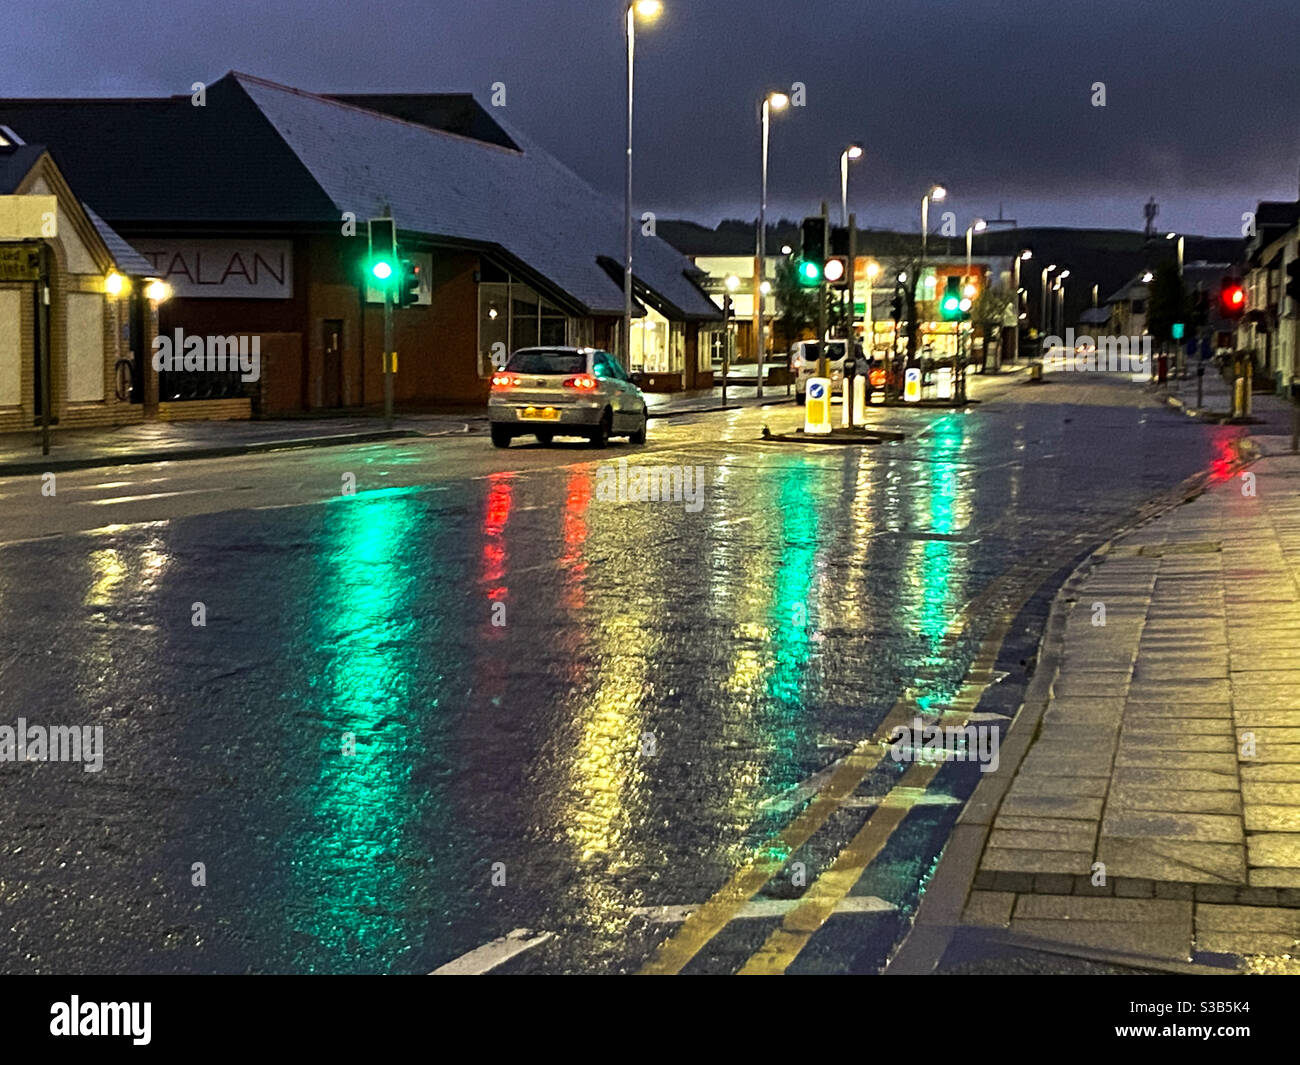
66,292,104,402
0,289,20,406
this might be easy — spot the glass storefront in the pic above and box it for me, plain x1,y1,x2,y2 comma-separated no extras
630,303,683,374
477,262,577,376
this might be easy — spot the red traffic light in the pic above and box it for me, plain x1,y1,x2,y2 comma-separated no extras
1220,280,1246,317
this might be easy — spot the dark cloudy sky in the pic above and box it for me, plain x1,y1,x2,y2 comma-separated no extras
10,0,1299,235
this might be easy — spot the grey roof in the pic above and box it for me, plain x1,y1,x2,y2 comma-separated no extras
82,202,153,275
1077,307,1110,325
236,74,717,320
0,143,46,193
0,142,152,275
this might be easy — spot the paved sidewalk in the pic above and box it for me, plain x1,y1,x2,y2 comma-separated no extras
958,416,1300,968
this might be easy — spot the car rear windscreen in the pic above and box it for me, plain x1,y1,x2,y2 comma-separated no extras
506,350,587,375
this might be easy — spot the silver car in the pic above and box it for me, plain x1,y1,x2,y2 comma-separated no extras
487,346,648,448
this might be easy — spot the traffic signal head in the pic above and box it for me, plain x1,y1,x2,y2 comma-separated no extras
399,259,421,307
800,216,827,272
1219,278,1246,318
796,258,822,287
368,217,397,292
824,256,848,288
941,276,962,320
890,292,903,321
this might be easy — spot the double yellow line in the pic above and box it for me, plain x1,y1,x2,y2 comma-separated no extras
639,560,1048,976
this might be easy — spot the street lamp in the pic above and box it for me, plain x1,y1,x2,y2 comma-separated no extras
921,184,946,263
1012,249,1031,362
840,143,863,227
754,88,789,398
1166,231,1185,277
145,279,171,303
965,218,986,289
1040,262,1058,338
1055,269,1070,337
623,0,663,374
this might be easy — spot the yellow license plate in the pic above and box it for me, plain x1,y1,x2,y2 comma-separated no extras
519,406,560,421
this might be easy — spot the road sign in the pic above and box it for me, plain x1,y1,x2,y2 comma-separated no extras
0,242,42,281
904,367,922,402
805,377,832,434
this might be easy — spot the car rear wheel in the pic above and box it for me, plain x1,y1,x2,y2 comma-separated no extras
534,430,554,445
589,409,612,448
628,407,647,445
795,389,806,405
490,424,513,448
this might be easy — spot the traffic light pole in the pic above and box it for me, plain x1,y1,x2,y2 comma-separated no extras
383,286,394,429
816,203,830,381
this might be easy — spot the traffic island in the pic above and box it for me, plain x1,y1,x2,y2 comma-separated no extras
759,424,906,445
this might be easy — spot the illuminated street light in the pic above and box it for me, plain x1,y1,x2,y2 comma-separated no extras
754,88,791,398
104,272,126,296
624,0,665,371
145,279,171,303
725,274,740,292
840,142,864,226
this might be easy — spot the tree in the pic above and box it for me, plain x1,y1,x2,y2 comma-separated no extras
971,283,1014,369
1145,261,1187,345
774,256,817,347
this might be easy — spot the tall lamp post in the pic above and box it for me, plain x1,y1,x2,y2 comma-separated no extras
1166,231,1185,277
920,183,947,264
754,89,789,398
1040,262,1058,340
1012,249,1031,363
840,143,863,227
1055,269,1070,338
623,0,663,371
964,218,986,288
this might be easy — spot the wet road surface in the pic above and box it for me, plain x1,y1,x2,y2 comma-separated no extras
0,374,1242,973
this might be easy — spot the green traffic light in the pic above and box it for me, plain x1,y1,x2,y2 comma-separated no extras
372,260,393,281
797,259,822,286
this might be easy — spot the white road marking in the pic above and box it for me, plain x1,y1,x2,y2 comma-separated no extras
429,928,554,975
756,756,847,814
841,789,963,809
633,896,895,924
84,488,224,505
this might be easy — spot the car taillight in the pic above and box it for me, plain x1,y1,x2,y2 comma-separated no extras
491,373,520,389
869,369,885,387
564,374,598,390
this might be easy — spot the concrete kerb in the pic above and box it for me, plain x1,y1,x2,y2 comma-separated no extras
885,435,1261,975
0,428,424,477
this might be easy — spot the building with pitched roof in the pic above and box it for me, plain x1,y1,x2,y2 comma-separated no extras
0,73,721,415
0,131,161,433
